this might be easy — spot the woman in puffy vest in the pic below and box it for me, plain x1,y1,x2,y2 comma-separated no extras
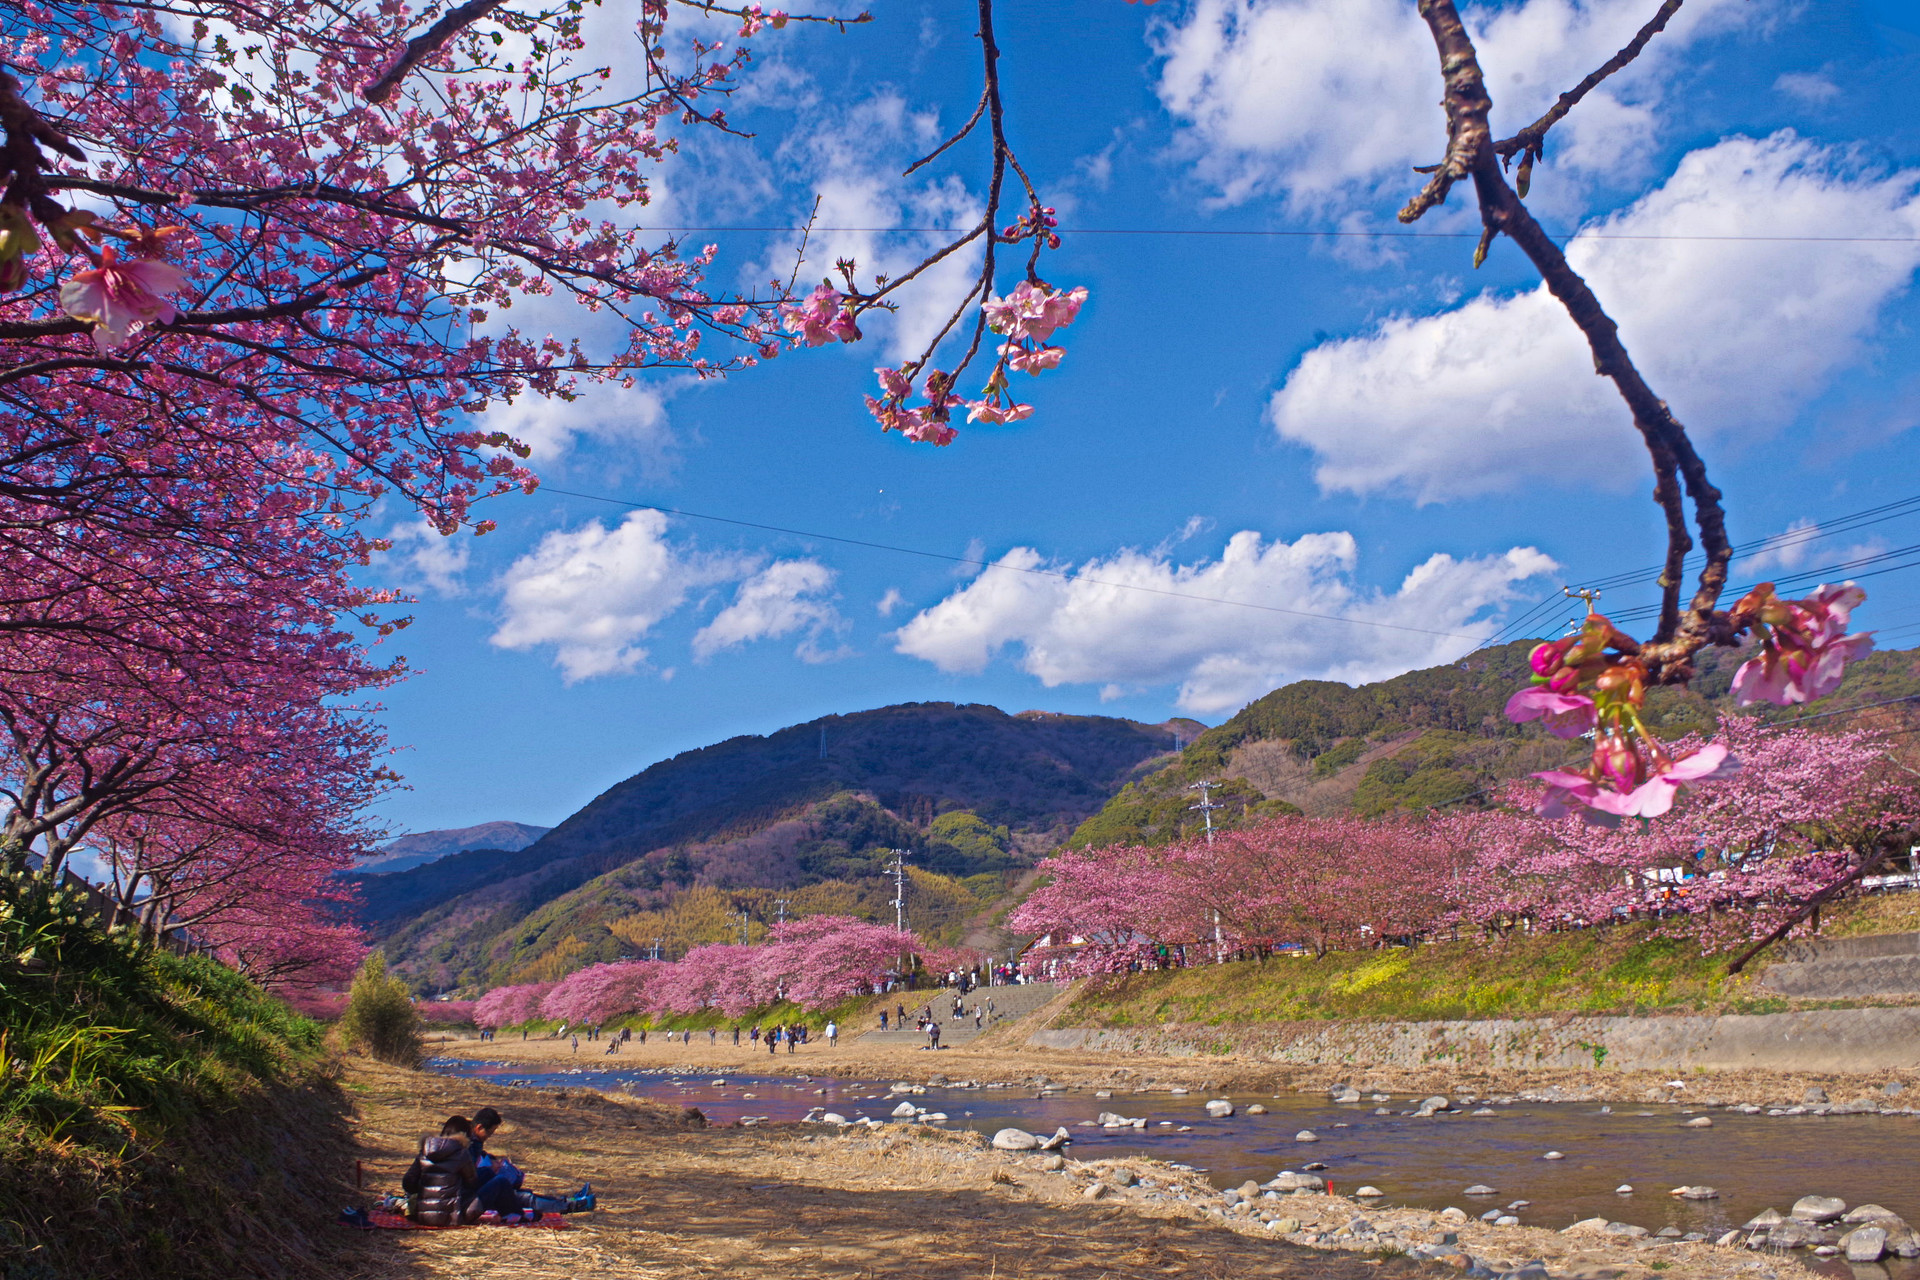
402,1116,482,1225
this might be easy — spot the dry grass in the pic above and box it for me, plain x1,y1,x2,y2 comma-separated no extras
335,1057,1815,1280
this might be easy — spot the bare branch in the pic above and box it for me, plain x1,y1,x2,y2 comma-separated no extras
1494,0,1684,167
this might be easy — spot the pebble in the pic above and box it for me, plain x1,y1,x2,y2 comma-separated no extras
1094,1090,1112,1099
1168,1087,1189,1095
1246,1103,1268,1115
1464,1184,1498,1196
1542,1151,1564,1160
1038,1154,1065,1172
1439,1208,1469,1225
1670,1186,1719,1200
1355,1186,1385,1197
1615,1185,1634,1195
1294,1130,1319,1142
1495,1215,1520,1228
1683,1116,1713,1128
1083,1182,1110,1201
1205,1099,1234,1118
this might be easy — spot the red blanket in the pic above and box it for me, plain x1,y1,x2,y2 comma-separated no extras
361,1210,571,1231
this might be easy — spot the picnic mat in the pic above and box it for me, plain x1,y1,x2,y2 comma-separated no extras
359,1210,571,1231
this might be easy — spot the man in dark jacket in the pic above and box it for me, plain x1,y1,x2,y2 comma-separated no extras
469,1107,595,1214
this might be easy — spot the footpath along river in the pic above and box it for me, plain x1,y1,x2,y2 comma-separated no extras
429,1056,1919,1272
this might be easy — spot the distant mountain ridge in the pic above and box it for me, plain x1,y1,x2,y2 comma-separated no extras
358,821,550,875
353,702,1193,989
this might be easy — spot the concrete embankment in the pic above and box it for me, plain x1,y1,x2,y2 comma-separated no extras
1029,1005,1920,1073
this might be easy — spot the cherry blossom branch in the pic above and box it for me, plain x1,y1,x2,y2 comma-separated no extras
361,0,507,103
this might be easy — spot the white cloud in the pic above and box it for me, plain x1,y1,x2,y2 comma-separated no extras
490,511,738,682
1268,133,1920,502
382,520,472,597
741,85,985,361
875,587,906,617
1737,518,1887,577
490,512,845,680
1775,71,1841,104
1151,0,1747,211
692,560,844,662
893,531,1556,715
475,380,678,470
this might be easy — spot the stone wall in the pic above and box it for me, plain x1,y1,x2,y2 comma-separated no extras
1028,1006,1920,1073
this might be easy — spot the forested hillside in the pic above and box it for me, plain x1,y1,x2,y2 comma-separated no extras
353,703,1187,990
1072,640,1920,846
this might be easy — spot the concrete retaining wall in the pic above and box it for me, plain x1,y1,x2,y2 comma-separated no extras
1029,1006,1920,1073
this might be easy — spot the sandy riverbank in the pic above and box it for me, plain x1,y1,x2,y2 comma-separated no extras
419,1027,1920,1111
338,1055,1815,1280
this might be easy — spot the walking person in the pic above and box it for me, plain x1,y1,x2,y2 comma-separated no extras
879,1010,888,1031
570,1033,578,1055
826,1020,838,1049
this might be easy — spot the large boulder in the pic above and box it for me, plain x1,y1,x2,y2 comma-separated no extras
1845,1227,1890,1262
1793,1195,1848,1223
991,1127,1042,1151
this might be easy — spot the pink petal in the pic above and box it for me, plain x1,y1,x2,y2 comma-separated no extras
1731,654,1794,706
1504,687,1596,737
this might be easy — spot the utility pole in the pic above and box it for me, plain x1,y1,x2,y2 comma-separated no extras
773,898,790,926
1190,780,1226,963
1188,779,1223,845
649,936,663,962
885,850,908,934
739,909,751,946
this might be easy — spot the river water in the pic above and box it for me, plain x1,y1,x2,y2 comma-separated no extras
428,1057,1918,1271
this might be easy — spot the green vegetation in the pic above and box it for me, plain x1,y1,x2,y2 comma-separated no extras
338,951,421,1065
1072,641,1920,843
0,868,353,1280
1060,924,1770,1028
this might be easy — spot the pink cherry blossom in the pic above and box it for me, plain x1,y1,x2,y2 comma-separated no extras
1503,686,1596,738
981,281,1088,343
965,399,1034,425
1003,343,1064,374
1730,582,1874,706
58,248,188,352
781,284,861,347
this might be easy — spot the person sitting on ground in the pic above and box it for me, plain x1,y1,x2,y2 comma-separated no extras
401,1116,499,1225
469,1107,595,1216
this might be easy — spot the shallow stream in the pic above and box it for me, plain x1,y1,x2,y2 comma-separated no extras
429,1057,1919,1274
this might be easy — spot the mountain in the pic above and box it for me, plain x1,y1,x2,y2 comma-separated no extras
1070,639,1920,847
357,821,552,875
352,703,1192,990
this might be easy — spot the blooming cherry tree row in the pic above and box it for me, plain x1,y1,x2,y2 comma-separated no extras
476,915,952,1028
1014,717,1917,976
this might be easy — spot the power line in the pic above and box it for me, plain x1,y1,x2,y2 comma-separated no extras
537,484,1488,641
632,224,1920,246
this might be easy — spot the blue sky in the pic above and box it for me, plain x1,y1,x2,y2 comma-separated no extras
365,0,1920,837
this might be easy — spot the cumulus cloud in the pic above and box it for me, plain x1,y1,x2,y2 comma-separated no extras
738,84,984,361
1267,133,1920,502
893,531,1556,714
490,512,843,681
693,560,845,662
474,380,678,471
491,511,722,681
1151,0,1747,211
382,519,472,597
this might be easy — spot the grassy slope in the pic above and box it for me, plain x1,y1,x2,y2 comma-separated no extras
1058,896,1920,1030
0,876,361,1280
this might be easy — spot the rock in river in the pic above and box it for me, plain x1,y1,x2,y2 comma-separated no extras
1683,1116,1713,1128
992,1127,1042,1151
1294,1130,1319,1142
1845,1227,1889,1262
1205,1099,1234,1118
1793,1195,1848,1223
891,1102,919,1118
1464,1185,1498,1196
